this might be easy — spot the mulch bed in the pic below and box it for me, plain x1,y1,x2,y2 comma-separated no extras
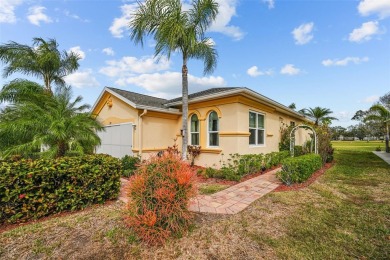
273,162,334,192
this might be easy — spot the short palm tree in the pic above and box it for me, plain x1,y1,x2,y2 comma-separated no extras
129,0,219,160
0,37,80,95
300,107,338,126
364,104,390,153
0,85,103,158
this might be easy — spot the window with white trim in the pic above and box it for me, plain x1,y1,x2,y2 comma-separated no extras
208,111,219,146
190,114,199,145
249,111,265,145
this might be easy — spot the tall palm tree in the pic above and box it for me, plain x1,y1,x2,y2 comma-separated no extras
129,0,219,160
365,104,390,153
301,107,338,126
0,37,80,95
0,85,103,158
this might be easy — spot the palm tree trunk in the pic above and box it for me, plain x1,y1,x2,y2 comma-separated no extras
44,76,53,95
57,141,67,158
181,57,188,160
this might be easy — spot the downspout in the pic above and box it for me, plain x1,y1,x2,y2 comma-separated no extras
138,109,148,157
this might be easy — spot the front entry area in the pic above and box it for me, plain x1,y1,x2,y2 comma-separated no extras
96,123,133,158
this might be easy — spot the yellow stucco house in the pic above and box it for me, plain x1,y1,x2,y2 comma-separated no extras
91,87,309,167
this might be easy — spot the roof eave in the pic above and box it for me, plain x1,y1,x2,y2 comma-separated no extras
136,105,182,114
90,87,182,115
165,88,307,120
164,88,244,106
241,88,307,120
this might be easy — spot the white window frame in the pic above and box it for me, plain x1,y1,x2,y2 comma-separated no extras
189,114,200,146
207,111,219,147
249,111,266,147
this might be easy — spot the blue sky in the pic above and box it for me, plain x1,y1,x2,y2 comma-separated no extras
0,0,389,127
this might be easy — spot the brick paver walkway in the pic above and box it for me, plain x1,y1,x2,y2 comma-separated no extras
189,168,281,214
119,168,281,215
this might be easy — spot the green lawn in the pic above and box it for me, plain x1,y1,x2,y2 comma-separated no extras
332,140,386,151
1,146,389,259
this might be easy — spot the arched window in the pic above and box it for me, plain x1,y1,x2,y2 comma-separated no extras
208,111,219,146
190,114,199,145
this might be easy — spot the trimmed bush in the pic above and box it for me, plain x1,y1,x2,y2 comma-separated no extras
206,151,290,181
121,155,140,177
0,154,121,224
124,152,196,245
277,154,322,185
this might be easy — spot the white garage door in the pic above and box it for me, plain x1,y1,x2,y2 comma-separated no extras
96,123,133,158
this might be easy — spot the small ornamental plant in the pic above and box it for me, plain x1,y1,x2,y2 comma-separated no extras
124,152,197,245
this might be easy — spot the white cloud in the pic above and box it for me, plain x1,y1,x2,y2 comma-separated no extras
102,47,115,56
280,64,301,75
358,0,390,19
27,6,52,26
100,55,170,77
0,0,23,24
110,1,243,40
247,66,273,77
322,56,369,66
209,0,244,40
333,111,353,122
292,22,314,45
64,10,89,22
68,46,86,60
263,0,275,9
115,72,226,99
349,21,380,42
109,3,138,38
65,69,100,88
363,95,379,103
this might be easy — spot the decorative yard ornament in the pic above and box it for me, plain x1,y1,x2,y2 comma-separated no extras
290,125,318,157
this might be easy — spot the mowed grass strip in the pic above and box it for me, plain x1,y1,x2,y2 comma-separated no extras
1,147,389,259
332,140,386,151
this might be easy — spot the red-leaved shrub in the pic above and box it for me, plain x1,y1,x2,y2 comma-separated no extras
124,152,197,245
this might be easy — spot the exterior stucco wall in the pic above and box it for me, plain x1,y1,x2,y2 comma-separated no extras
93,90,311,166
140,113,180,154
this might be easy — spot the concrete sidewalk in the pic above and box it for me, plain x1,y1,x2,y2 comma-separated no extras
373,151,390,165
188,168,281,215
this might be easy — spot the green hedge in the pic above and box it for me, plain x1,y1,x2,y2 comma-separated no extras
121,155,140,177
277,154,322,185
0,154,121,224
203,151,290,181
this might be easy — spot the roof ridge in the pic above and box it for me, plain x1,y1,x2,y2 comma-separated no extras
107,87,168,101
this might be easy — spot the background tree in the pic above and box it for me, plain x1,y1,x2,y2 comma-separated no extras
364,103,390,152
0,37,80,95
0,85,103,158
330,126,346,140
129,0,219,160
288,103,296,110
300,107,338,126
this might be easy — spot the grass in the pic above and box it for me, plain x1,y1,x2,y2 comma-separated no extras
332,140,385,151
198,183,230,195
1,145,389,259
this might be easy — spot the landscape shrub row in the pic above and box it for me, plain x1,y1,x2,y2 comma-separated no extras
276,153,322,185
121,155,140,177
124,152,196,245
0,154,121,224
201,151,290,181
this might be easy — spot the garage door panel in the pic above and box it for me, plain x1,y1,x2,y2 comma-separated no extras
96,124,133,158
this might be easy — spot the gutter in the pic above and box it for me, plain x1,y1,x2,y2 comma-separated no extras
165,87,307,120
138,109,148,156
